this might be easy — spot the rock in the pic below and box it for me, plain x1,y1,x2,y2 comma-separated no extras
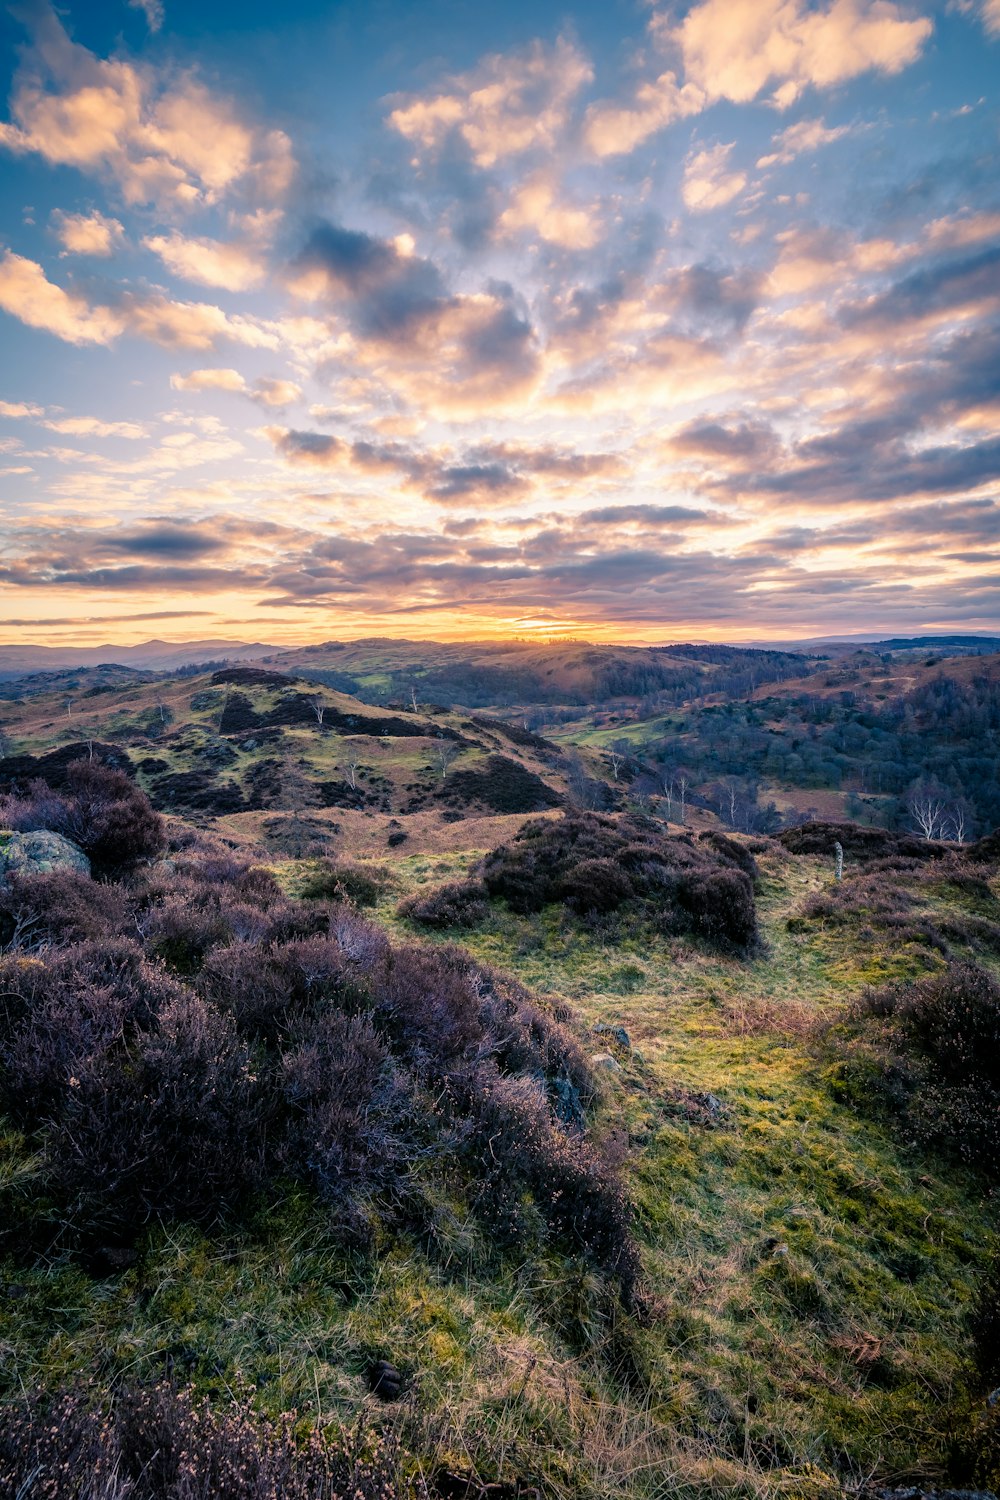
589,1052,622,1073
551,1073,586,1130
593,1022,631,1050
368,1359,402,1400
0,829,90,884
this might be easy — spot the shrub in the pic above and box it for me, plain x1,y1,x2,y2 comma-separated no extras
398,879,489,929
0,760,165,874
563,858,635,915
0,845,633,1276
298,859,391,907
479,812,759,953
439,754,562,814
0,870,128,948
49,992,270,1232
835,962,1000,1173
698,829,758,879
0,1380,411,1500
675,866,758,952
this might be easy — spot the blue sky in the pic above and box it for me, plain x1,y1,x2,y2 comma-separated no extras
0,0,997,645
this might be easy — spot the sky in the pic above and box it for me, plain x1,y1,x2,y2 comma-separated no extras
0,0,997,648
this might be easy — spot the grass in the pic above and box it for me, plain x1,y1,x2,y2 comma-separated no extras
1,821,997,1495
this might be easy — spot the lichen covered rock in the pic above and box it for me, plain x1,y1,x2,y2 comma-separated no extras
0,828,90,883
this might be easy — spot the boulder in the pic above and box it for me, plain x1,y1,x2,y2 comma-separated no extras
0,828,90,884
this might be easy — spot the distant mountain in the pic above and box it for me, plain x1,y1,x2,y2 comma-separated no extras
0,639,277,676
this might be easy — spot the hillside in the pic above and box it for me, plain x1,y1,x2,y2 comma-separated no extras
0,645,998,1499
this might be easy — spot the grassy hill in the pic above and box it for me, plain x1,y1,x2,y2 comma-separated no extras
0,646,998,1499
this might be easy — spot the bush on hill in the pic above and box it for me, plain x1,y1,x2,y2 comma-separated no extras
476,812,759,953
778,820,947,861
0,760,165,874
398,879,490,929
0,849,634,1285
831,961,1000,1174
0,1381,410,1500
438,754,561,814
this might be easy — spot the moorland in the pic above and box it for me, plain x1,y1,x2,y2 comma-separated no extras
0,633,997,1500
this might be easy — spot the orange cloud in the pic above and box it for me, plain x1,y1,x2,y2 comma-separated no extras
682,142,747,212
51,208,124,256
0,249,124,344
672,0,932,110
387,37,592,167
0,5,294,211
143,231,267,290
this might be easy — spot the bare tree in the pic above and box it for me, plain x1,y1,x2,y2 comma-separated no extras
64,698,74,717
434,739,459,779
607,748,624,782
675,769,691,825
311,699,326,728
342,753,361,791
907,782,948,840
410,685,420,714
943,800,972,845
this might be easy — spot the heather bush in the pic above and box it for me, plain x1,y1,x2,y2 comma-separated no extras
49,992,270,1231
0,1380,413,1500
697,829,758,879
456,1068,638,1295
0,761,165,875
674,866,758,952
563,857,635,915
398,879,490,930
479,812,759,953
0,870,128,949
0,851,630,1272
833,962,1000,1173
298,859,391,906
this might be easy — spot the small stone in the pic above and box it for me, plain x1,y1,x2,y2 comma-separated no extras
589,1052,622,1072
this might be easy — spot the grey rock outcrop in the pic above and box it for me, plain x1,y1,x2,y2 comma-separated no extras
0,829,90,884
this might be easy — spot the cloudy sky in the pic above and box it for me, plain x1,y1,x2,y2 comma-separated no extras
0,0,997,647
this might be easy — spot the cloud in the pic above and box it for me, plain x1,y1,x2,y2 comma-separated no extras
293,222,540,413
0,249,124,344
143,231,267,290
42,415,147,438
170,368,301,406
0,4,294,211
266,426,619,503
670,0,933,111
584,73,705,158
0,251,279,350
128,0,164,32
756,116,851,167
682,142,748,212
840,243,1000,331
585,0,931,156
104,523,228,559
387,37,592,167
0,399,44,418
170,367,247,394
497,171,600,248
252,378,301,408
51,208,124,256
981,0,1000,36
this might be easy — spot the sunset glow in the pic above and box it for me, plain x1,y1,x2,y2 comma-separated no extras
0,0,997,648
